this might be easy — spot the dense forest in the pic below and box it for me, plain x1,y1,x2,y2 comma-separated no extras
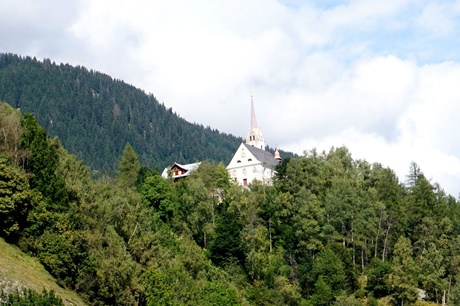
1,101,460,305
0,53,294,175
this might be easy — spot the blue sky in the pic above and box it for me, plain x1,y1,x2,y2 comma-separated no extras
1,0,460,196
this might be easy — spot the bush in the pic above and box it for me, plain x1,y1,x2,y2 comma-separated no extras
0,288,64,305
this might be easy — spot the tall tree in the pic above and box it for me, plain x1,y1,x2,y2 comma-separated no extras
0,158,31,240
116,143,141,187
20,114,68,210
391,236,418,304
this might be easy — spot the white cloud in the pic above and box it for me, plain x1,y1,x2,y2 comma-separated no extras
2,0,460,196
416,2,458,37
280,57,460,196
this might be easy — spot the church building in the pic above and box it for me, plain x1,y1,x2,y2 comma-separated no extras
227,98,281,186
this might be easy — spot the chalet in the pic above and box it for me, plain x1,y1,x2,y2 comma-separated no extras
227,98,281,186
161,162,201,181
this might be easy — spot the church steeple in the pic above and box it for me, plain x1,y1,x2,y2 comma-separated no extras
246,96,265,150
251,96,258,128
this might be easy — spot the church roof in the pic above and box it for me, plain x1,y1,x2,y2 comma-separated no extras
243,143,279,167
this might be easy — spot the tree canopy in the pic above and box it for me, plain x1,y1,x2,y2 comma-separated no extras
1,95,459,305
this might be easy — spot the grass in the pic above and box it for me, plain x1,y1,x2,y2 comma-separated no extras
0,237,86,305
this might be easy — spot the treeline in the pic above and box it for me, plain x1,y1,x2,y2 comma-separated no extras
0,53,294,175
1,101,460,305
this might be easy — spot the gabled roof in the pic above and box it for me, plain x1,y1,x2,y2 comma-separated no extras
243,143,279,167
173,162,201,172
161,162,201,179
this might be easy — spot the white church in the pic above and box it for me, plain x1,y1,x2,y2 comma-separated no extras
227,98,282,186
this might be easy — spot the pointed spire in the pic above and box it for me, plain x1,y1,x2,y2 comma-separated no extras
251,95,258,128
247,95,265,150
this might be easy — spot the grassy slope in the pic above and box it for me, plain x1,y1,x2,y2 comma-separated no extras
0,238,86,306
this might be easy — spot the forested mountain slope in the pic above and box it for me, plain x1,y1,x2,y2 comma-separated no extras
1,101,460,305
0,53,293,173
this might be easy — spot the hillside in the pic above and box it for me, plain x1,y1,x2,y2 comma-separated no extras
0,237,86,305
1,102,459,305
0,53,295,174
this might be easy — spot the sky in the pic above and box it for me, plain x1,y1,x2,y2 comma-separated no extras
2,0,460,196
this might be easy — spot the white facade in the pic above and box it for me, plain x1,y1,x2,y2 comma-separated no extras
227,143,276,186
227,97,281,186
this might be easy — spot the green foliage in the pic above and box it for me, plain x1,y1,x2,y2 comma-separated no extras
0,102,23,162
312,248,346,294
365,257,391,298
0,288,64,305
309,276,335,306
208,204,244,267
28,230,91,292
2,100,460,305
0,158,31,241
333,294,363,305
20,114,68,209
139,172,177,222
0,54,297,174
198,281,242,306
116,142,141,187
182,176,216,247
391,236,418,304
191,160,230,190
450,279,460,306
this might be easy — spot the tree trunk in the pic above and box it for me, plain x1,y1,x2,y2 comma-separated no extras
382,216,393,262
127,222,138,245
375,210,383,257
351,219,355,268
269,218,273,253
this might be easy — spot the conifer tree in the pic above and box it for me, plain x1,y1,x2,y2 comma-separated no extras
116,142,140,187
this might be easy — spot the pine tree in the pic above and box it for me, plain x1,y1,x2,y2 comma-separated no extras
116,143,140,187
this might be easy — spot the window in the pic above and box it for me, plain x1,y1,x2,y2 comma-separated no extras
248,158,252,162
237,160,241,163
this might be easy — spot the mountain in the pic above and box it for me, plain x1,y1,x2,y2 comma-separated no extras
0,53,295,174
1,98,459,305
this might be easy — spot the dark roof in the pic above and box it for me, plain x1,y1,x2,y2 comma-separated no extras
243,143,279,167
